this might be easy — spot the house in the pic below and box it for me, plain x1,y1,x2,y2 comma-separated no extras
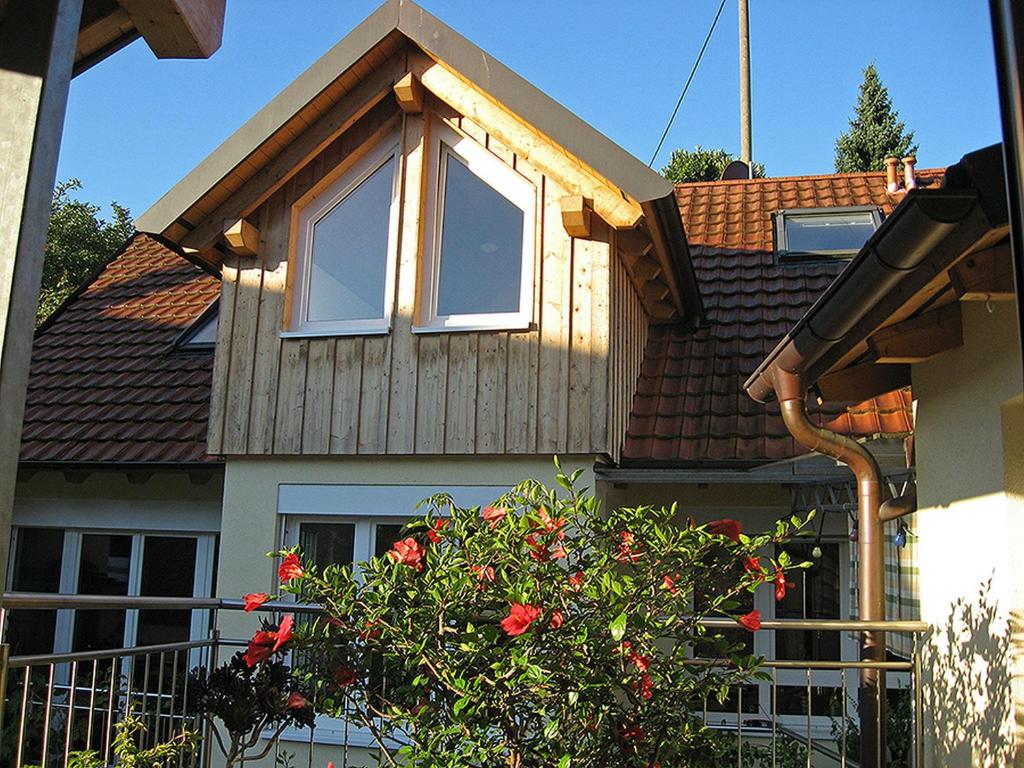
8,0,952,762
742,142,1021,766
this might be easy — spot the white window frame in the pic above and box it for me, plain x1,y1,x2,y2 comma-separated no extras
284,135,403,338
416,118,536,333
774,205,883,262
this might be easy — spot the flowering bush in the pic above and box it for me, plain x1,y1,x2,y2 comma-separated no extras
243,464,810,767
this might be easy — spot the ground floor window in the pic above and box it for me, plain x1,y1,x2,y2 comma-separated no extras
6,527,217,658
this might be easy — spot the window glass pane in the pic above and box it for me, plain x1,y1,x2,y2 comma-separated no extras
694,554,754,657
437,153,524,316
299,523,356,569
74,534,131,652
774,685,843,716
307,156,395,323
9,528,63,655
784,211,876,254
184,309,217,347
136,536,197,646
775,542,841,661
373,523,408,559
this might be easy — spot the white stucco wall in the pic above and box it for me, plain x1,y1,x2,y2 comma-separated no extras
913,300,1024,767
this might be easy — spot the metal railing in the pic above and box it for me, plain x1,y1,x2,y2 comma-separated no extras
0,593,929,768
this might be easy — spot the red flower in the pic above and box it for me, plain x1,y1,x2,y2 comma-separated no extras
335,666,357,687
629,651,652,673
482,506,507,528
427,518,449,544
774,567,794,601
661,574,680,597
743,556,762,576
470,564,496,584
616,531,642,563
549,610,564,629
243,592,270,612
536,507,566,538
278,553,305,582
500,603,542,636
622,724,646,741
358,620,381,641
707,519,742,542
567,571,585,591
272,614,294,652
526,534,565,562
738,610,762,632
243,631,275,667
286,691,308,709
388,537,425,571
633,672,653,700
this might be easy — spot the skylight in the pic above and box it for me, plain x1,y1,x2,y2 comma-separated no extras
775,206,882,262
178,303,218,350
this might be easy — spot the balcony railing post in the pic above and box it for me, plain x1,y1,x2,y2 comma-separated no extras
202,626,220,768
0,642,8,736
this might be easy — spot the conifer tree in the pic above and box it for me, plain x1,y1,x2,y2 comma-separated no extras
834,64,918,173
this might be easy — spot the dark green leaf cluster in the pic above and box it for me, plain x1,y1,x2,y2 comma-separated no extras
268,466,812,767
834,64,918,173
38,179,134,324
661,145,766,183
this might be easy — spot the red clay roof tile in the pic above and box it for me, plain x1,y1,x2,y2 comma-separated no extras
20,234,221,465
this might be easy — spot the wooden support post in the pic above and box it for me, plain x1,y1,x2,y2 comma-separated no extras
118,0,226,58
817,360,911,403
867,302,963,363
223,218,260,256
393,72,424,114
0,0,84,591
560,195,593,238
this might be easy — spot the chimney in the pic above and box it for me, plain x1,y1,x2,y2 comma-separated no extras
884,157,900,193
902,155,917,190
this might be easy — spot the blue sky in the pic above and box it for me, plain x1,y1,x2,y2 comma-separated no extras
58,0,1001,219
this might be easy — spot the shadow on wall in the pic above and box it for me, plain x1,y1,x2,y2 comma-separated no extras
926,577,1013,767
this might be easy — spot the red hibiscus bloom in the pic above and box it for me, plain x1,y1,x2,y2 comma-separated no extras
278,553,305,582
482,506,507,528
536,507,566,538
707,519,742,542
549,610,564,629
388,537,425,571
427,518,449,544
243,630,275,667
661,574,680,597
567,571,585,591
629,650,652,673
286,691,308,709
622,724,646,741
633,672,653,701
526,534,564,561
243,592,270,612
500,603,542,636
272,614,294,652
470,564,496,584
743,556,762,576
774,567,794,601
738,609,762,632
358,620,381,641
616,531,642,563
335,666,357,687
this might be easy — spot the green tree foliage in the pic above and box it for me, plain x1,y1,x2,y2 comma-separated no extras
835,64,918,173
242,464,812,767
38,179,133,325
661,145,765,183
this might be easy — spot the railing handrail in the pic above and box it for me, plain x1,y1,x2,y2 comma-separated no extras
0,592,931,632
8,637,215,668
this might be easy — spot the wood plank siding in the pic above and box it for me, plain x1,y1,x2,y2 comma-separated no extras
207,73,651,459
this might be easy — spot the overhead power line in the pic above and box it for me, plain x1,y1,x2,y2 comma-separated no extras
648,0,729,168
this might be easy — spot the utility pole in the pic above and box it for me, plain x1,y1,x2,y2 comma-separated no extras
738,0,753,178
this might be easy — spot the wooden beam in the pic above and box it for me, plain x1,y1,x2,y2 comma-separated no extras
223,218,259,256
414,58,644,229
393,72,424,114
817,360,911,403
180,54,403,251
949,241,1015,300
867,302,963,363
118,0,225,58
560,195,592,238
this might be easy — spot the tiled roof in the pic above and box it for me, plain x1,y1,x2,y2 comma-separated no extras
20,234,222,465
622,170,940,465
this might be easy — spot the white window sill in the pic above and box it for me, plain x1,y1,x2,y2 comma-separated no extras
412,320,534,335
280,326,391,339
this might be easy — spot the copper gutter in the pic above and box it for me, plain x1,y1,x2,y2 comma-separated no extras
772,368,888,768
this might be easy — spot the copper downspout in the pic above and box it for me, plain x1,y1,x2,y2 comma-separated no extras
773,369,887,768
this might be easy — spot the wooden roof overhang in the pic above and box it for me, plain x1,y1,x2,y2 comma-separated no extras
744,143,1012,406
135,0,702,324
74,0,226,76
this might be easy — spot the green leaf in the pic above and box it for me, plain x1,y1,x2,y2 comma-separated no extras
558,756,572,768
610,611,627,642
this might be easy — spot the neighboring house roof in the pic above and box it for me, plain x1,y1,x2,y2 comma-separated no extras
20,234,221,466
622,170,940,465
